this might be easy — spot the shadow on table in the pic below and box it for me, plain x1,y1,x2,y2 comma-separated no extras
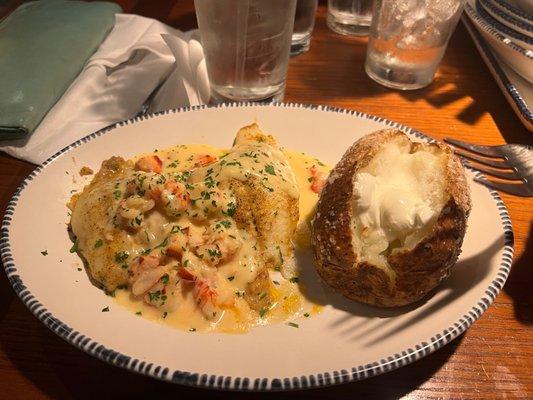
296,22,531,141
503,221,533,325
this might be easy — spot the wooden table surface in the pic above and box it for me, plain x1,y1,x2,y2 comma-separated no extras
0,1,531,399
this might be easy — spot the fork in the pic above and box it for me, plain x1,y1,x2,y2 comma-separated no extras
444,138,533,197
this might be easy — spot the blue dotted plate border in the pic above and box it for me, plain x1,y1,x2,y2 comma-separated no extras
479,0,533,34
0,103,514,391
490,0,533,25
476,0,533,45
462,15,533,126
465,2,533,57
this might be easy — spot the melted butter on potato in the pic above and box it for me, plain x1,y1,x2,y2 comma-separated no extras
352,140,447,269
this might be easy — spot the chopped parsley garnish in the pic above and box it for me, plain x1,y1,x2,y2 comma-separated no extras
304,313,310,318
77,267,82,271
113,190,122,200
176,171,191,182
260,181,275,192
41,250,48,256
225,202,237,217
264,164,276,175
185,183,195,190
307,176,314,182
259,307,269,318
148,290,161,302
259,292,267,300
272,280,280,285
162,312,168,319
69,242,78,253
114,251,129,263
204,176,216,188
154,237,169,249
94,239,103,249
161,274,170,284
227,276,235,281
220,220,231,229
121,264,129,269
208,247,222,259
101,307,110,312
289,277,299,283
135,311,142,316
287,322,299,328
170,225,182,234
189,328,196,332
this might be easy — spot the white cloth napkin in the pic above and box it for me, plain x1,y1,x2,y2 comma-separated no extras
0,14,209,165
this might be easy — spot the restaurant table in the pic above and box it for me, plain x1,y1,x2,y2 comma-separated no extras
0,1,531,399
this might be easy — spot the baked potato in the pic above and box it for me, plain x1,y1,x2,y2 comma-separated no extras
312,129,471,307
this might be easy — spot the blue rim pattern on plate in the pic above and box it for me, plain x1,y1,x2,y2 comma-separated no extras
476,0,533,45
479,0,533,34
465,3,533,58
462,16,533,126
0,103,515,391
491,0,533,24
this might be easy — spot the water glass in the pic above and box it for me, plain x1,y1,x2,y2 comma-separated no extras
194,0,297,103
327,0,374,36
365,0,465,90
292,0,318,55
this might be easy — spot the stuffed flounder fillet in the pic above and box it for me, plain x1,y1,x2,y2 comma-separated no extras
69,124,300,326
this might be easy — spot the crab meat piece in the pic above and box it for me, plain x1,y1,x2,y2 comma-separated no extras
118,196,155,218
309,165,327,194
131,265,167,296
193,278,219,319
194,154,218,167
178,268,225,319
135,155,162,174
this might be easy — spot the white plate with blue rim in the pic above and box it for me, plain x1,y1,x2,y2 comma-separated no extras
489,0,533,26
0,104,514,391
479,0,533,37
512,0,533,16
476,0,533,49
462,14,533,131
465,0,533,83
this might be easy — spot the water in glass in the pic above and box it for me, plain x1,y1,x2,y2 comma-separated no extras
291,0,318,55
365,0,465,90
195,0,297,102
327,0,374,36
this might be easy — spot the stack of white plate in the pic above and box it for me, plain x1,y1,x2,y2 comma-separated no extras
463,0,533,130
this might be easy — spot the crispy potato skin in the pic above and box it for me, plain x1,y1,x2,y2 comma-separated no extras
312,129,471,307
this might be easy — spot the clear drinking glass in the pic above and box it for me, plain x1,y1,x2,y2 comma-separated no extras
327,0,374,36
291,0,318,55
365,0,465,90
194,0,297,103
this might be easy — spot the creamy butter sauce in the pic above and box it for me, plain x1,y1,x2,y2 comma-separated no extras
111,145,330,333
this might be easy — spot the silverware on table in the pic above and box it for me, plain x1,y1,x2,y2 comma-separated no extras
444,138,533,197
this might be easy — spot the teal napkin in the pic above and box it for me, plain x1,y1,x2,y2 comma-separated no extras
0,0,122,141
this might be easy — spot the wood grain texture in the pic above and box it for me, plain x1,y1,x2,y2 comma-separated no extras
0,1,531,399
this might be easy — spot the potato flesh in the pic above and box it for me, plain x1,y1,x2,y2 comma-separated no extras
351,139,447,269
